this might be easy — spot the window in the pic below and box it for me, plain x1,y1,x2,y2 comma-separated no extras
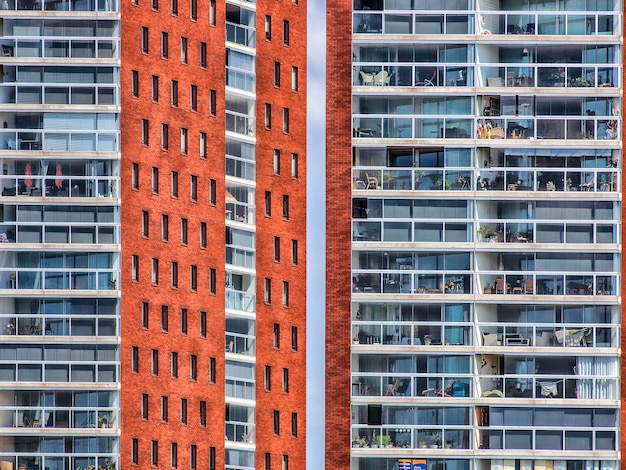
264,191,271,216
282,455,288,470
141,393,149,419
265,278,272,304
180,399,187,424
291,240,298,264
291,66,298,91
264,103,271,129
190,265,197,291
171,80,178,106
180,128,188,154
264,365,271,390
265,15,271,40
131,70,139,97
141,27,149,53
161,396,169,422
291,326,298,351
273,410,280,435
131,346,139,372
171,261,178,288
132,163,139,189
180,37,188,63
171,352,178,377
171,0,177,14
180,308,188,335
273,323,280,348
264,453,271,470
151,350,159,375
291,153,298,178
199,401,206,426
190,354,197,380
190,85,197,111
274,236,280,261
152,258,159,284
199,132,206,158
161,305,169,331
180,218,187,244
273,149,280,174
200,311,207,337
209,179,216,205
209,90,216,115
131,255,139,281
161,123,169,149
283,195,290,219
200,42,207,67
274,61,281,87
283,20,289,45
151,0,157,9
209,0,215,25
161,32,168,58
152,75,159,102
141,211,149,237
141,302,149,328
171,442,178,467
171,171,178,197
209,447,215,470
161,214,169,241
282,281,289,306
142,119,149,145
189,175,197,201
282,368,289,393
200,222,207,248
151,167,158,193
151,440,158,466
209,357,216,383
291,413,297,437
190,0,196,20
209,268,216,294
131,438,138,464
283,107,289,133
190,444,197,469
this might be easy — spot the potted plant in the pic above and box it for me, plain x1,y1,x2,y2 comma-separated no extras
484,283,493,294
477,224,497,241
352,336,360,344
98,412,113,428
424,335,432,346
546,181,556,191
445,280,455,293
379,435,393,448
434,178,452,190
429,431,442,448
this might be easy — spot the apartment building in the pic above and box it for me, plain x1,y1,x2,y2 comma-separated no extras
326,0,621,469
0,0,306,467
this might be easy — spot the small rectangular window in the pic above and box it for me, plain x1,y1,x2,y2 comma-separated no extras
151,167,158,193
265,103,271,129
180,399,187,424
291,326,298,351
199,401,206,426
190,265,197,291
283,20,289,45
273,149,280,174
273,410,280,435
283,107,290,133
264,454,271,470
161,396,168,422
200,311,207,337
283,195,289,219
151,440,158,465
291,413,297,437
161,31,168,58
209,268,216,294
142,119,149,145
190,85,197,111
209,447,216,470
190,354,197,380
141,27,149,53
265,15,271,40
291,66,298,91
132,162,139,189
151,0,157,9
152,75,159,102
282,455,288,470
161,123,169,149
161,214,169,241
142,211,149,237
265,278,272,304
190,444,197,469
264,191,271,216
131,70,139,97
209,357,216,383
161,305,168,331
190,175,198,201
200,42,207,67
180,128,188,154
200,222,207,248
151,349,159,375
209,179,216,205
190,0,197,20
282,368,289,393
171,351,178,377
141,302,149,328
291,153,298,178
282,281,289,306
291,240,298,265
274,61,281,87
273,323,280,348
180,37,188,63
171,0,177,14
141,393,149,418
171,261,178,288
132,255,139,281
209,0,215,25
274,236,280,261
131,346,139,372
264,365,271,390
171,80,178,106
131,439,139,464
180,308,188,335
180,218,187,244
171,171,178,197
151,258,159,284
199,132,207,158
209,89,216,115
171,442,178,467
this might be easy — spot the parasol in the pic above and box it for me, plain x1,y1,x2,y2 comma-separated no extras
55,163,63,189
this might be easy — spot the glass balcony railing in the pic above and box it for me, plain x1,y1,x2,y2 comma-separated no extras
0,176,119,198
226,112,255,137
225,333,256,356
0,407,117,429
479,323,618,348
0,314,117,336
353,321,472,346
477,375,618,400
0,269,117,290
3,0,118,12
0,84,117,106
475,220,617,244
225,288,256,313
225,22,256,48
0,38,118,59
479,274,616,296
351,374,472,398
225,421,255,444
352,426,471,451
0,131,118,152
479,427,617,451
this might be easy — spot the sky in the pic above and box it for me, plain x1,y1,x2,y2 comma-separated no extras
305,0,326,465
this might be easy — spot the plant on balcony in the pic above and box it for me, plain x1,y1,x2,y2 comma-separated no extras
445,280,456,292
379,435,393,448
546,181,556,191
477,224,497,241
434,178,451,190
568,76,592,87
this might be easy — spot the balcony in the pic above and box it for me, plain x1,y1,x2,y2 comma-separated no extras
479,323,617,348
0,38,117,59
0,0,118,11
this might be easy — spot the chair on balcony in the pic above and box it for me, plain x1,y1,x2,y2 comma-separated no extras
385,378,400,396
415,70,436,86
396,378,411,396
374,70,391,86
495,278,510,294
580,179,594,191
524,279,534,294
359,71,374,86
506,71,516,87
365,173,379,189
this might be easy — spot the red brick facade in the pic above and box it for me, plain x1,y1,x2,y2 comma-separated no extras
325,0,353,467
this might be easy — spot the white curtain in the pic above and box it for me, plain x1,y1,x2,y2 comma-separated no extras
576,356,617,399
